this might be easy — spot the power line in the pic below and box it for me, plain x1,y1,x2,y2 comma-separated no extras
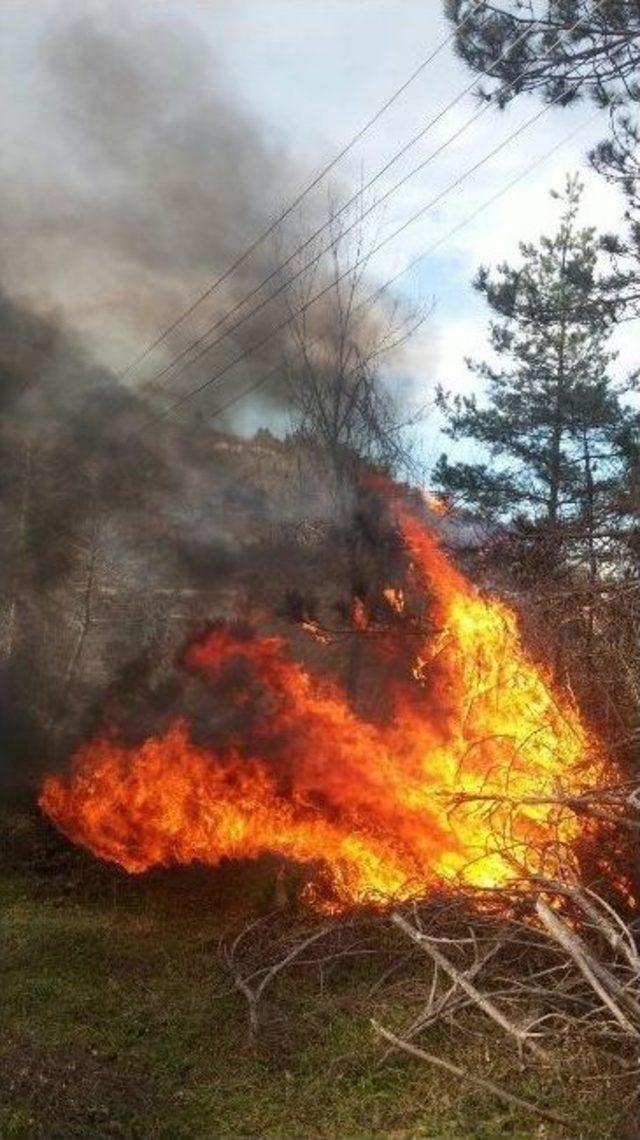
141,1,602,400
142,101,490,395
118,1,486,383
142,7,565,396
198,109,604,429
199,310,430,431
135,73,592,436
361,108,606,310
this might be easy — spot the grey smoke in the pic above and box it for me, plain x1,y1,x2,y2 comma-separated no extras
0,3,419,798
0,3,308,410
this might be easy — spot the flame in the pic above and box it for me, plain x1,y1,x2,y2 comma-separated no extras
383,587,404,614
301,619,332,645
422,490,448,516
350,596,369,630
39,499,600,910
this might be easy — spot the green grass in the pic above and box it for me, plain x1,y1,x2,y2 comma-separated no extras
0,811,635,1139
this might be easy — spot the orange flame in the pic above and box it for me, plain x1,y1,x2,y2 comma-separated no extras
39,501,600,909
350,596,369,630
301,619,332,645
383,587,404,614
422,490,448,516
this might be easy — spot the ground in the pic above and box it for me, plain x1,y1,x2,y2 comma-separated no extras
0,811,635,1139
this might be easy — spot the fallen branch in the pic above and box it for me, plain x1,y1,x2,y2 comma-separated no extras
535,899,640,1037
445,789,640,830
391,912,547,1059
224,920,332,1046
372,1020,570,1127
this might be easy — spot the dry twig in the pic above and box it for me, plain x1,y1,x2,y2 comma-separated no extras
371,1019,570,1127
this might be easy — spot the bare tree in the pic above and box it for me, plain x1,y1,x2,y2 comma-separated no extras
279,194,429,511
270,196,432,704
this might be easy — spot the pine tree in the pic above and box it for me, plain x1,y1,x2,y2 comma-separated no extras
434,175,634,584
445,1,640,110
592,114,640,324
445,2,640,325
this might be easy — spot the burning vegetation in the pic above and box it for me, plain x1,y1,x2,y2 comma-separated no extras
39,486,601,910
2,4,640,1132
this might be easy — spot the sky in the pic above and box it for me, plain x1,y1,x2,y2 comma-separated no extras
0,0,635,465
203,1,633,375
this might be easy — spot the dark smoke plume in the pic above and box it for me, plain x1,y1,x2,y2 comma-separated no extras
0,4,420,799
0,3,308,411
0,4,307,795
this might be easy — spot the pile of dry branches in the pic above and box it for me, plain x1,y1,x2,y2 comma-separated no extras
219,786,639,1129
376,878,639,1125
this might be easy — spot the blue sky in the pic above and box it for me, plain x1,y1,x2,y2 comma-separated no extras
193,0,633,378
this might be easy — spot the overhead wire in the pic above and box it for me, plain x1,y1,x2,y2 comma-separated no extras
196,108,604,430
135,65,597,436
117,1,487,383
139,6,542,395
139,0,603,403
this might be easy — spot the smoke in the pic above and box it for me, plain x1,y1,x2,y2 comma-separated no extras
0,3,422,798
0,279,355,795
0,284,171,790
0,2,308,407
0,2,308,791
0,3,420,424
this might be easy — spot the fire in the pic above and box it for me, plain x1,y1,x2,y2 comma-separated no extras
350,596,369,630
383,586,404,614
39,496,600,910
301,619,332,645
422,490,448,516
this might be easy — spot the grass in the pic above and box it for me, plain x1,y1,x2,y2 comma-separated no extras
0,810,636,1139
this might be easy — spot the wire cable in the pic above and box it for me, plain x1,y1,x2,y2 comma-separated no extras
135,71,594,436
141,6,570,395
198,109,604,429
361,108,606,310
142,99,491,394
118,1,487,382
141,1,602,399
